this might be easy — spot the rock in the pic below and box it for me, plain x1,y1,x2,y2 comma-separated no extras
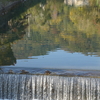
0,68,4,74
7,70,14,74
24,14,31,19
44,70,51,75
20,70,29,74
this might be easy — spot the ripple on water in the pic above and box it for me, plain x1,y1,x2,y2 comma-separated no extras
1,67,100,78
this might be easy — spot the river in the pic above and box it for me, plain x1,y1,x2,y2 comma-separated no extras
0,0,100,99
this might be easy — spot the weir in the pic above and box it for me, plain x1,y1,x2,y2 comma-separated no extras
0,74,100,100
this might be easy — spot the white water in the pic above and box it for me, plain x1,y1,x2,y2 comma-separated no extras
0,99,38,100
64,0,89,6
0,74,100,100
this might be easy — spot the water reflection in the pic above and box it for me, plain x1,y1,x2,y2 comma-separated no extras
0,74,100,100
0,0,100,68
1,1,100,100
0,44,16,66
12,0,100,57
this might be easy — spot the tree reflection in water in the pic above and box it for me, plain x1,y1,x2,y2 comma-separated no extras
0,0,100,100
1,0,100,65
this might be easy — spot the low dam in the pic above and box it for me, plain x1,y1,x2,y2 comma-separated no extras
0,74,100,100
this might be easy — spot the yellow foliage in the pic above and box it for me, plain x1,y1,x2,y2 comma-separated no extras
41,25,49,31
50,17,62,25
55,37,60,43
86,33,92,38
60,34,75,42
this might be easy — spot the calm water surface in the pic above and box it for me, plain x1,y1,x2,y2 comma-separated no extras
0,0,100,72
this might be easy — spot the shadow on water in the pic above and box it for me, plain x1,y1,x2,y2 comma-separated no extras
0,0,49,32
0,44,16,66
